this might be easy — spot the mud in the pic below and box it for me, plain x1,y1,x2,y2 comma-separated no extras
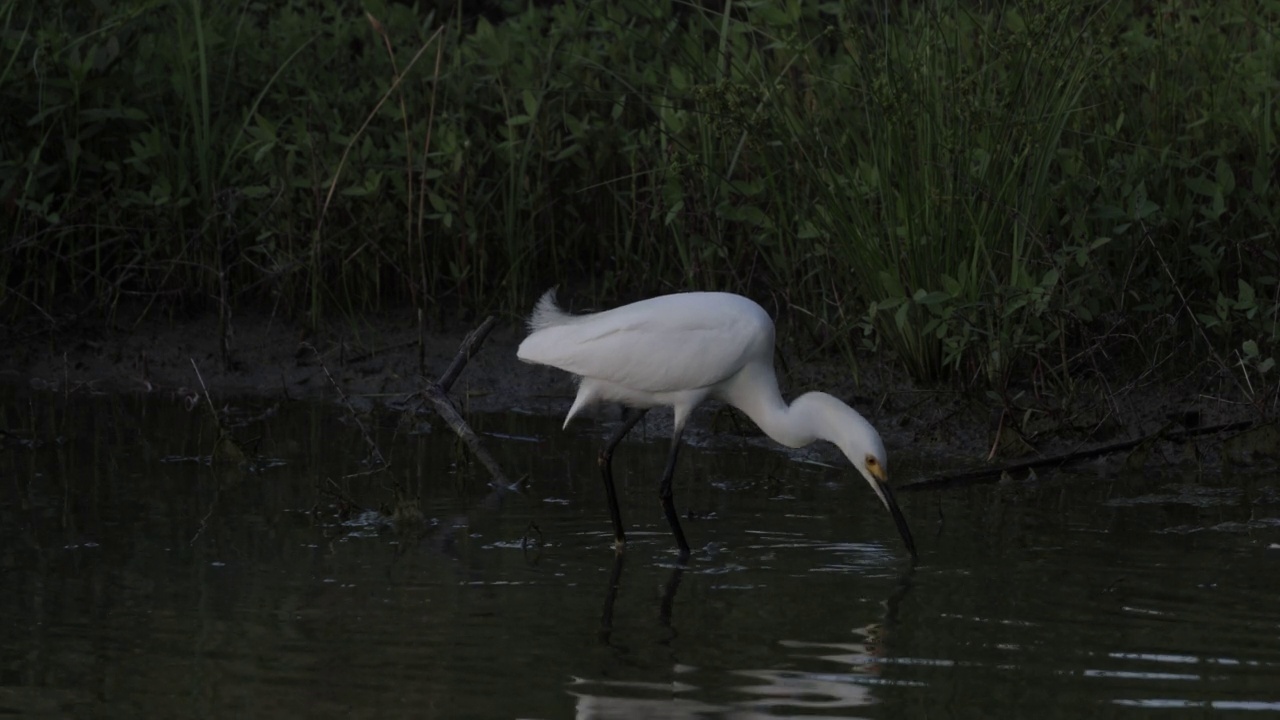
2,304,1265,482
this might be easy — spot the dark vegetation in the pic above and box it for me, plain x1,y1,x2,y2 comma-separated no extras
2,0,1277,417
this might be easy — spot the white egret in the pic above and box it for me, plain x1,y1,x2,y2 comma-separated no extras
517,289,916,559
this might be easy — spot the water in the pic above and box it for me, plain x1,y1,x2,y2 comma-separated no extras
2,387,1279,718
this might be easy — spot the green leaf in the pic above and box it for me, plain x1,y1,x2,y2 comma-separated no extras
1185,176,1218,197
894,300,910,332
664,199,684,226
913,290,950,306
1215,157,1235,195
754,3,792,27
719,203,770,228
1194,312,1220,328
340,170,382,197
1109,111,1125,136
1238,280,1255,305
1004,294,1029,317
1005,7,1026,32
1131,182,1158,220
858,160,879,187
670,65,689,91
877,270,904,298
941,274,962,296
551,144,582,161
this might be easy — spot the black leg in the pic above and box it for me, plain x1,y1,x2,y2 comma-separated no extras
658,564,684,629
598,407,647,551
659,430,691,558
598,553,625,645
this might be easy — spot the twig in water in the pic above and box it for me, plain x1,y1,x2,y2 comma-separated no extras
303,342,388,473
318,477,367,520
189,358,217,423
190,358,248,466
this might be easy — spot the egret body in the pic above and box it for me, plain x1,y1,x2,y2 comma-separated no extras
517,290,916,559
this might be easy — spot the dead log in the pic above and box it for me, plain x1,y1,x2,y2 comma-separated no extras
900,419,1259,491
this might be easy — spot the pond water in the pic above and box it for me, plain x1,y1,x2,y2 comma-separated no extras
2,387,1279,718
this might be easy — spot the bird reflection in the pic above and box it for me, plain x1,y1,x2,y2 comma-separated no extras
598,554,687,646
587,551,917,717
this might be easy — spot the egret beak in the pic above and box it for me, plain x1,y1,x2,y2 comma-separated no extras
867,471,917,559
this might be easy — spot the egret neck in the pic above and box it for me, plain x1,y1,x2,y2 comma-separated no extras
720,363,883,462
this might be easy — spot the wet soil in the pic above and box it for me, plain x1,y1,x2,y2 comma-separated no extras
2,304,1266,483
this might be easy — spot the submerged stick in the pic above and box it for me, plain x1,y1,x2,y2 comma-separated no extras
902,419,1259,491
418,316,517,490
421,383,514,488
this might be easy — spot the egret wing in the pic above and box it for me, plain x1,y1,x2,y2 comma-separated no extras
517,293,771,393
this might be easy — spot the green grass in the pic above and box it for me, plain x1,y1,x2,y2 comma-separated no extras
1,0,1276,404
775,3,1099,384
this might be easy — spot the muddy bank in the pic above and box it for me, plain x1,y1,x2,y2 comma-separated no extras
5,307,561,415
2,305,1266,481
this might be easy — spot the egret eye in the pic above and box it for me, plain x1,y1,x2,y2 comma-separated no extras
865,455,878,468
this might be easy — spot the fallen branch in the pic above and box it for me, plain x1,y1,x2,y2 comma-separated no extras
417,316,517,490
901,419,1259,491
422,384,515,488
437,316,497,392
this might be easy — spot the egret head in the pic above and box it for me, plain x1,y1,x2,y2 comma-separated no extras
826,399,916,560
857,449,916,560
